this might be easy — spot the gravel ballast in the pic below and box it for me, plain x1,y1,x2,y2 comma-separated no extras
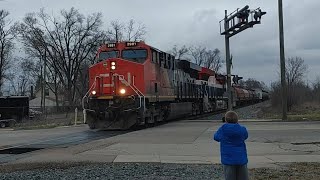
204,101,270,121
0,163,224,180
1,162,320,180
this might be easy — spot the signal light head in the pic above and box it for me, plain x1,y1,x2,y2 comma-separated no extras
254,9,266,21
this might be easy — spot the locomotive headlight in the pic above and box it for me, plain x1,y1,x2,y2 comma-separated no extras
111,65,116,70
120,88,126,94
111,62,116,66
92,90,97,95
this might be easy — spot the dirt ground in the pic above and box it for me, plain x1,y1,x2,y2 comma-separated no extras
250,162,320,180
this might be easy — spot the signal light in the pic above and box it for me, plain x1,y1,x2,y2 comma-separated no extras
232,75,243,84
254,9,267,21
237,9,250,20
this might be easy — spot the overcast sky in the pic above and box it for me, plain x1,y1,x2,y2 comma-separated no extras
1,0,319,85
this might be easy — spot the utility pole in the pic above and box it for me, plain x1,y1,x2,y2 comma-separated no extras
220,5,266,111
43,50,47,116
40,53,43,111
278,0,287,120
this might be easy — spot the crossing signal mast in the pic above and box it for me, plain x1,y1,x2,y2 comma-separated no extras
219,5,266,110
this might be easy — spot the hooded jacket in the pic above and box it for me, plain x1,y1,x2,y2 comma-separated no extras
214,123,248,165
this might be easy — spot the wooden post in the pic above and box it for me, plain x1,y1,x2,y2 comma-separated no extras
278,0,287,120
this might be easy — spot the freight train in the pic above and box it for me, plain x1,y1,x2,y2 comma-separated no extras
82,41,268,130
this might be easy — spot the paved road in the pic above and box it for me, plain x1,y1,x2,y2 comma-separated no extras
1,120,320,168
0,125,128,163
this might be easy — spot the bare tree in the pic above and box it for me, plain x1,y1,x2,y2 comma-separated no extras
271,57,308,111
126,19,146,41
204,48,223,72
189,46,206,66
313,76,320,102
7,58,34,96
241,78,267,89
286,57,308,111
18,8,107,106
286,57,308,86
0,10,16,95
188,46,223,72
170,45,188,59
107,19,146,42
270,81,282,109
107,20,124,42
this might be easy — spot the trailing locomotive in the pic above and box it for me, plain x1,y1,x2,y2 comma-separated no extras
82,41,265,130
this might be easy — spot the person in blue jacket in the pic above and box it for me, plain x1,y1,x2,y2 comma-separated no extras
214,111,249,180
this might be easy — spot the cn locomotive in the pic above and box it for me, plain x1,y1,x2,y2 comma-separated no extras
82,41,267,130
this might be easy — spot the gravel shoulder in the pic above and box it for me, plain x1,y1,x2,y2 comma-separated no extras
202,101,271,121
1,162,319,180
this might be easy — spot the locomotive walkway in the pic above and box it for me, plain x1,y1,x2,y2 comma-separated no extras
3,120,320,168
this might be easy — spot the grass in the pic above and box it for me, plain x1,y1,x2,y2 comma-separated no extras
13,112,85,130
262,112,320,121
287,112,320,121
13,122,83,130
260,102,320,121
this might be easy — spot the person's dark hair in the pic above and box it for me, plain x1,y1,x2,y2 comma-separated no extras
225,111,238,123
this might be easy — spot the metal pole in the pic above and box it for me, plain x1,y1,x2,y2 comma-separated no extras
278,0,287,120
225,10,232,111
75,108,78,125
83,109,87,124
43,50,46,117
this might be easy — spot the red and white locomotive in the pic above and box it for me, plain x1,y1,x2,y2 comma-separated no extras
82,41,266,130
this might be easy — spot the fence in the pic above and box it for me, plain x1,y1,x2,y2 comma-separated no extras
16,106,86,128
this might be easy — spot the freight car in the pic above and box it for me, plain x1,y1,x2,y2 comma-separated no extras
82,41,265,130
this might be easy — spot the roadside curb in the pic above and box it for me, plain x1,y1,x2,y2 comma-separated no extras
183,119,320,123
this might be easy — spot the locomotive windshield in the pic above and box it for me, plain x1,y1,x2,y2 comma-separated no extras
98,51,119,61
122,49,147,63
